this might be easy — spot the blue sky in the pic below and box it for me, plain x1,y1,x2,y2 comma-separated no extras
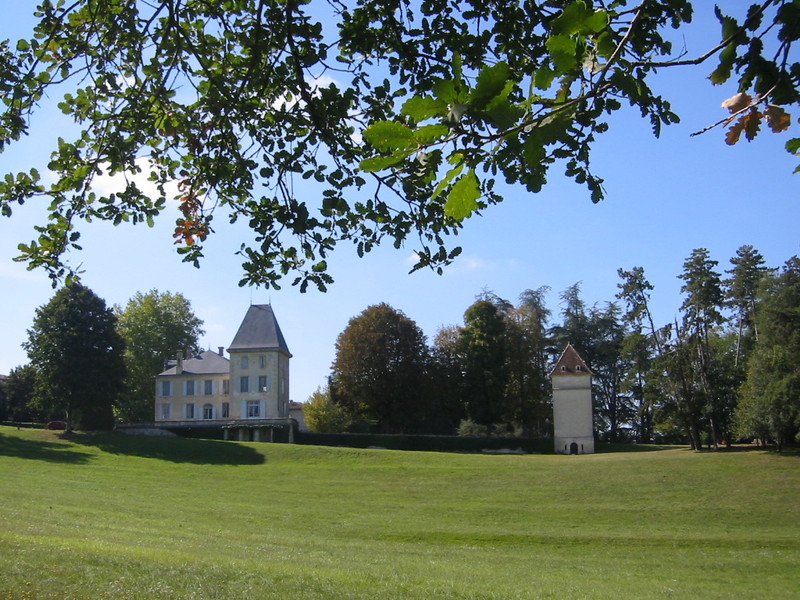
1,3,798,404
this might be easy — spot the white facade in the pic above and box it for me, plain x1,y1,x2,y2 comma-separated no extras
551,344,595,454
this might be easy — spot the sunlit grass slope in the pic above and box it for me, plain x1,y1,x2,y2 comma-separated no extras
0,426,797,599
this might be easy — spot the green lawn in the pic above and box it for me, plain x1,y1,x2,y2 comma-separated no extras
0,426,797,599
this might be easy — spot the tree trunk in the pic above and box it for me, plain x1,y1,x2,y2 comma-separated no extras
709,416,720,450
688,420,702,451
65,403,74,434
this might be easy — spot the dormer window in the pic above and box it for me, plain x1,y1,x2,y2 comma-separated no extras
576,365,582,371
561,366,567,372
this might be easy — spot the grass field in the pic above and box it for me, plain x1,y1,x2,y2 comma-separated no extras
0,426,797,599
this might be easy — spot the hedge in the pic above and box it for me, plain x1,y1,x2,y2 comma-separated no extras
295,432,553,454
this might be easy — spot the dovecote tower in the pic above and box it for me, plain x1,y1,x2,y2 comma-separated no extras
551,344,594,454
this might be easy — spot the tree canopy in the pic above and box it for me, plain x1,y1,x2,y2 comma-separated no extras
23,282,125,430
115,289,204,422
737,258,800,448
329,303,429,433
1,1,798,290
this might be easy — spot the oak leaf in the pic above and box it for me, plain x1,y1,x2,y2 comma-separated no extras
726,108,762,145
721,92,752,114
765,105,791,133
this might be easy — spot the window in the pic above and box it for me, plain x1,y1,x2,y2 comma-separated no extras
161,380,172,396
259,355,267,369
239,376,249,393
246,400,260,418
258,375,269,392
186,380,195,396
575,365,582,371
185,403,195,419
203,404,213,419
222,402,230,418
204,379,213,395
222,379,230,395
241,356,249,369
160,403,171,420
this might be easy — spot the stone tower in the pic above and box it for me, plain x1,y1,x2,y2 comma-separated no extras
228,304,292,421
551,344,594,454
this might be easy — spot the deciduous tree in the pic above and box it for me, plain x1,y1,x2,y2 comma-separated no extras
115,290,204,422
737,257,800,449
504,288,552,436
461,299,508,426
330,303,429,433
0,365,40,423
1,2,797,289
23,283,125,430
303,386,352,433
427,325,467,433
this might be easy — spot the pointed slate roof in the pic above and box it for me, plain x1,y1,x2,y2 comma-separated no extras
157,349,230,376
550,343,592,376
228,304,291,356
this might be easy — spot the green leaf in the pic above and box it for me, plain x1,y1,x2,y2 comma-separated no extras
431,161,464,200
534,65,557,90
432,79,459,104
713,6,742,44
482,98,523,130
470,62,511,110
401,96,448,121
547,35,578,74
584,10,609,33
524,133,547,168
786,138,800,154
777,2,800,42
552,1,591,36
363,121,417,152
444,169,480,220
413,124,450,145
595,31,616,59
359,151,413,172
709,43,736,85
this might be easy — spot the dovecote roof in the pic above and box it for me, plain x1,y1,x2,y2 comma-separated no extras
550,343,592,376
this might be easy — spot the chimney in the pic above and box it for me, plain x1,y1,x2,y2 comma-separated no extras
176,351,183,375
218,346,225,357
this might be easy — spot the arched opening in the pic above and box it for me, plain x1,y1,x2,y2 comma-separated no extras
570,442,579,455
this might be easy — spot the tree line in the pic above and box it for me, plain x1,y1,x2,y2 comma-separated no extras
0,286,203,431
307,245,800,450
3,243,798,448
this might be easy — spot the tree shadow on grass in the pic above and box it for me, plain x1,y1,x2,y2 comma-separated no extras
0,431,93,464
69,432,267,465
594,443,684,453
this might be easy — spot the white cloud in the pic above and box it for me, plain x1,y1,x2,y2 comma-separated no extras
90,157,179,200
461,256,489,270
